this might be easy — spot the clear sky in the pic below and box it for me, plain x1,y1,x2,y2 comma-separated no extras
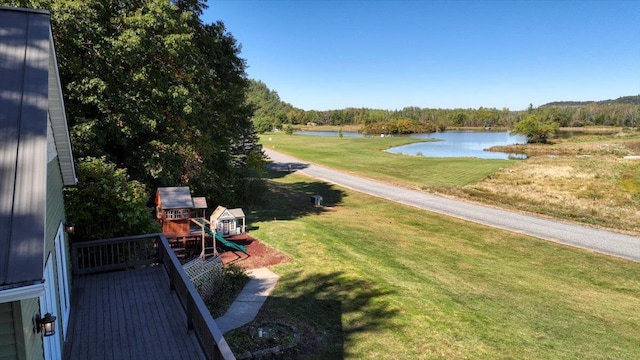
201,0,640,111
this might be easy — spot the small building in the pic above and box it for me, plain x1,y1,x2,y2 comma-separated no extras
209,206,246,237
311,195,323,207
155,187,207,238
0,6,77,360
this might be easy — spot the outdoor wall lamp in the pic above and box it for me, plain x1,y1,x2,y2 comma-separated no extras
34,312,57,337
64,222,75,234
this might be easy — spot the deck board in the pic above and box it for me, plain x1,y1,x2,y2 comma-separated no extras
65,266,205,360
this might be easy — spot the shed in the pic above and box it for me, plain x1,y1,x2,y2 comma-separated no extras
209,206,246,237
311,195,323,206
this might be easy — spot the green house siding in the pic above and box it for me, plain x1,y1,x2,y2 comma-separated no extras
0,300,41,360
17,299,41,360
46,157,66,258
0,302,17,360
46,155,70,314
44,156,70,357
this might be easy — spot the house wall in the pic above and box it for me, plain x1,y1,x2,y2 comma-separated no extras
0,300,42,360
44,157,69,354
16,299,41,360
46,156,67,260
213,218,244,236
46,122,70,286
0,302,47,360
0,302,18,360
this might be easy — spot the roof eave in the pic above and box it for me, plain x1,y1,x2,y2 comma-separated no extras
0,281,45,303
48,27,77,186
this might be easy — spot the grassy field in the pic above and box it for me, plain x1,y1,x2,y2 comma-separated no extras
263,133,511,188
260,129,640,234
226,170,640,359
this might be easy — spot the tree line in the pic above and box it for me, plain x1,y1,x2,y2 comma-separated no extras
248,79,640,134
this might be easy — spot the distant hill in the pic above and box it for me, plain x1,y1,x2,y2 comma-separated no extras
541,95,640,107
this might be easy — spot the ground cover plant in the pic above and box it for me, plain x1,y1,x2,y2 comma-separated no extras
232,170,640,359
259,129,640,234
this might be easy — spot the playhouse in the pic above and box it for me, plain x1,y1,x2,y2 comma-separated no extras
155,186,207,238
210,205,246,237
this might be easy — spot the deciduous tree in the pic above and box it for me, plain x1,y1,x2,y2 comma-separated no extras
511,114,559,144
64,157,160,241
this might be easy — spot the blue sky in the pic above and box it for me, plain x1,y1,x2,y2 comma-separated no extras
201,0,640,111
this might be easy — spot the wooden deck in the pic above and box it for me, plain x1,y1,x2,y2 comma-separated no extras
64,266,205,360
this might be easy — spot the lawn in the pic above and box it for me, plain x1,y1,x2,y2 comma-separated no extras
226,170,640,359
262,133,511,188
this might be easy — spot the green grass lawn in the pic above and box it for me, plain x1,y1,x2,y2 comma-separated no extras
232,170,640,359
261,133,511,188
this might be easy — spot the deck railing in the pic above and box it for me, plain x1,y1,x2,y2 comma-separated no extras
70,234,235,360
71,234,158,275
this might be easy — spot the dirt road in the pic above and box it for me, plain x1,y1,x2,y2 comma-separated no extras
265,148,640,262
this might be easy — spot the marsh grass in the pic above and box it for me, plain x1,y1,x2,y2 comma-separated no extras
238,171,640,359
457,153,640,233
468,130,640,233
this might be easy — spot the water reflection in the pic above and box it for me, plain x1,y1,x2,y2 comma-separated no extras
387,131,527,159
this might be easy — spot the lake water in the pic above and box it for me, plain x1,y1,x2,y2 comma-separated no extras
387,131,527,159
294,130,527,159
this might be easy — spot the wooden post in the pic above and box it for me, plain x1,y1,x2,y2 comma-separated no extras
200,218,205,259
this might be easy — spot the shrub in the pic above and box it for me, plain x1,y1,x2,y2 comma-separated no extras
206,264,250,318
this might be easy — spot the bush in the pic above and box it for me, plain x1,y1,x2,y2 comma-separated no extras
64,157,160,241
284,124,294,135
511,114,560,143
206,264,250,318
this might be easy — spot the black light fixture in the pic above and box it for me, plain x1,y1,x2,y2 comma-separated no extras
34,312,57,337
64,222,75,234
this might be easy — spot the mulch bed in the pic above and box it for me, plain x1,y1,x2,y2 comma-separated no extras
219,234,291,270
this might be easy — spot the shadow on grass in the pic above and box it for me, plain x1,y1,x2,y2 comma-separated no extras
247,168,346,226
229,271,400,359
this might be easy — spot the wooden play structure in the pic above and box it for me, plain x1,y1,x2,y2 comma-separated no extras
155,186,247,258
156,186,207,238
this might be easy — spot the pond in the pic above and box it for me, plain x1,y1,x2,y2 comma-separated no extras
294,130,528,159
386,131,527,159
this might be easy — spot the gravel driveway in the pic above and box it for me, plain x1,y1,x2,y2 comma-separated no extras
265,148,640,262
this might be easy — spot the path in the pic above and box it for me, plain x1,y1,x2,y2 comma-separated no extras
215,268,280,333
265,148,640,262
